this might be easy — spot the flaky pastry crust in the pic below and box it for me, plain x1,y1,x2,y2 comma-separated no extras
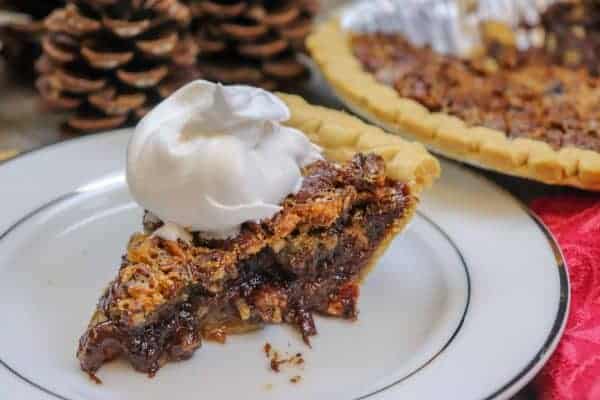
277,93,440,194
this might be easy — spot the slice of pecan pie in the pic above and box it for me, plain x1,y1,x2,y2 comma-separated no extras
308,1,600,190
77,96,439,377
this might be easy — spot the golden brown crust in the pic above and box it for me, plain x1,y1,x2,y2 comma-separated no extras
307,20,600,191
277,93,440,194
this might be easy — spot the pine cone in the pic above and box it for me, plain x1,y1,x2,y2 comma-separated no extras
189,0,319,90
0,0,64,79
36,0,202,133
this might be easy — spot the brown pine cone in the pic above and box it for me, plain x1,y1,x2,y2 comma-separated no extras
36,0,203,133
189,0,319,90
0,0,64,79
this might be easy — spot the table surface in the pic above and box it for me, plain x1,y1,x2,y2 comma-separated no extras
0,1,575,398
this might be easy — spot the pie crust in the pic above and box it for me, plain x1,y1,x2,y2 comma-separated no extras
278,93,440,194
306,20,600,191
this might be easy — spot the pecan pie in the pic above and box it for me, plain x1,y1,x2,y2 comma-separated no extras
308,9,600,190
77,95,439,377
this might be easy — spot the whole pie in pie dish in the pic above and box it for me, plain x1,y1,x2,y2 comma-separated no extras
307,2,600,190
77,92,439,377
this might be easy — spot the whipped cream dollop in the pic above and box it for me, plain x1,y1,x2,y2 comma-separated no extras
127,80,322,239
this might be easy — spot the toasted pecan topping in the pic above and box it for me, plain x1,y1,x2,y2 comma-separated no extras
78,154,412,375
352,31,600,152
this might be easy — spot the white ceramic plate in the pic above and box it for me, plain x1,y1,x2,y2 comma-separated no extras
0,130,567,400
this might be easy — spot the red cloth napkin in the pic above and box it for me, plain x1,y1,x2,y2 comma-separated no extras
531,195,600,400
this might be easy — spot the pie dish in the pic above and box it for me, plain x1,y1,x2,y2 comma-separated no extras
0,130,569,399
77,94,439,377
307,11,600,191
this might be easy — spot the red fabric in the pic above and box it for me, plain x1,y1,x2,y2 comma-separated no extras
531,195,600,400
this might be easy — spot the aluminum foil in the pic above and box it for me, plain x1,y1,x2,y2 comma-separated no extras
341,0,560,56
